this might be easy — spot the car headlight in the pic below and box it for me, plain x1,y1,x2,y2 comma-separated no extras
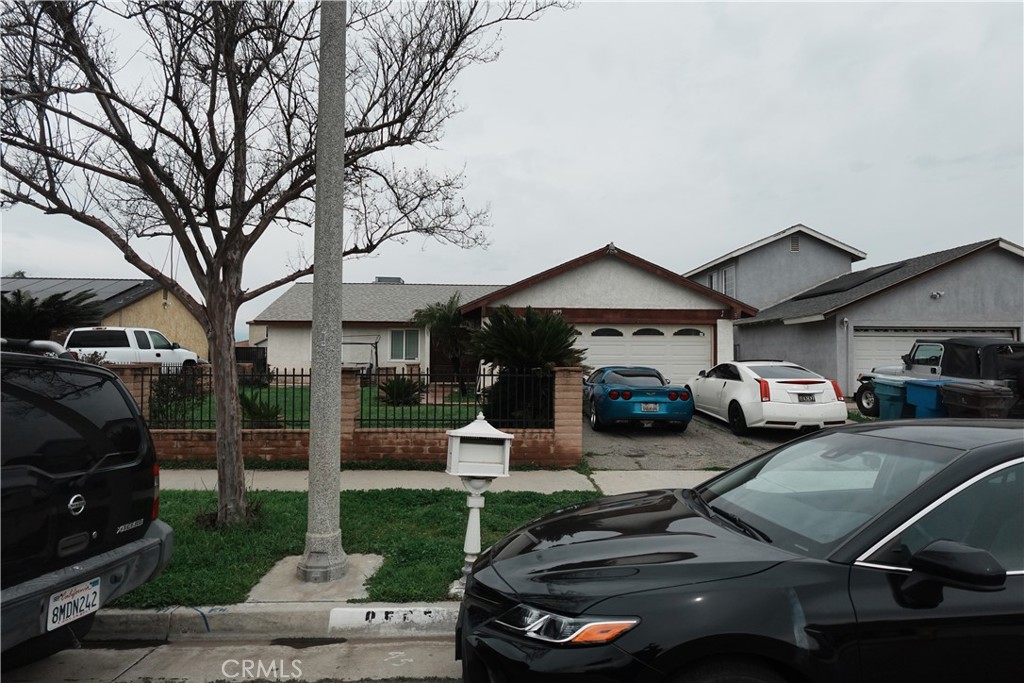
495,604,639,645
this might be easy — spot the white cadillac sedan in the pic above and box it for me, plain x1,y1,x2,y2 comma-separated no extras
691,360,849,435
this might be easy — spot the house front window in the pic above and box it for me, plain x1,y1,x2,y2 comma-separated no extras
708,264,736,298
390,329,420,361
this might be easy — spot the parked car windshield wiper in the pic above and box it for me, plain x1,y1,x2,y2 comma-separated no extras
682,488,770,542
681,488,713,517
709,505,772,543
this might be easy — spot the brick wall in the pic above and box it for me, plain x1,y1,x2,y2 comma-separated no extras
119,365,584,467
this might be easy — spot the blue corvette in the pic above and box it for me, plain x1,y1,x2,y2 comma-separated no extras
584,366,694,431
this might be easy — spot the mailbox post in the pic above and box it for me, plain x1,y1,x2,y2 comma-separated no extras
447,413,513,591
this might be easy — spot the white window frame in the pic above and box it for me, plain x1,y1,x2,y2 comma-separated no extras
709,264,736,299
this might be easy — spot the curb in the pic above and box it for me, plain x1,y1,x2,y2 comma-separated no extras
90,602,461,642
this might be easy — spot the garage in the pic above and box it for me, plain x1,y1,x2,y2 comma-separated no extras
853,327,1018,380
576,323,714,383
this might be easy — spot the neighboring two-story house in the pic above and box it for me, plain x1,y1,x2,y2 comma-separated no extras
687,226,1023,393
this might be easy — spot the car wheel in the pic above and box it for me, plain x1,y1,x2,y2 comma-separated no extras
728,403,748,436
675,420,689,433
589,401,605,431
855,384,879,417
672,658,786,683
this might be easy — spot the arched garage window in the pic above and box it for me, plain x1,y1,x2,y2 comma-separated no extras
674,328,706,336
633,328,664,336
592,328,623,337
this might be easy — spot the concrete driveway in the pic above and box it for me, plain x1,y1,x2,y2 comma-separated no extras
582,413,799,471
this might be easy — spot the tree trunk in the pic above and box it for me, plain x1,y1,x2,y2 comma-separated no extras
206,276,247,526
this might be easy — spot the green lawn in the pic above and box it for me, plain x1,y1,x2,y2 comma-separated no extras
359,386,478,428
112,488,600,608
148,383,481,429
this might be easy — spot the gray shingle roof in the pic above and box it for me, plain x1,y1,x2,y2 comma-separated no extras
251,282,506,324
737,239,1015,325
0,277,161,318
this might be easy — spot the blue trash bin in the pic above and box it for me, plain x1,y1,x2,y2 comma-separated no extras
905,379,950,418
873,378,908,420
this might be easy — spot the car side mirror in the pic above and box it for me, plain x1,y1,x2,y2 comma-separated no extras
698,370,707,378
901,353,913,366
900,539,1006,607
172,342,181,349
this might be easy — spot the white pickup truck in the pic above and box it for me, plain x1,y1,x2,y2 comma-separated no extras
64,327,203,369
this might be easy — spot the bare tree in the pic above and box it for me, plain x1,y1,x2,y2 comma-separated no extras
1,0,569,526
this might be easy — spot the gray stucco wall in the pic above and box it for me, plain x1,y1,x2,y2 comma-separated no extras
736,247,1024,394
734,319,839,380
735,235,855,309
837,249,1023,328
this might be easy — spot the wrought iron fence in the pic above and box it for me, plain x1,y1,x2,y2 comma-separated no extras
134,365,311,429
126,365,553,430
361,367,554,430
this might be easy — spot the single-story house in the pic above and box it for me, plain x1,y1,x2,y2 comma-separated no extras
248,279,505,372
1,277,208,357
694,232,1023,393
249,244,756,381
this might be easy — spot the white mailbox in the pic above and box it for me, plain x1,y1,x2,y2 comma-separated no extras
446,412,512,479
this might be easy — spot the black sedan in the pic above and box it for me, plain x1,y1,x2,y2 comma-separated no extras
457,420,1024,683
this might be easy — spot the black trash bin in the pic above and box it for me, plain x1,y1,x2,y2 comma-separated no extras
940,383,1017,419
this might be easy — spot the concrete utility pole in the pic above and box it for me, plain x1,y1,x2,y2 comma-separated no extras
298,0,347,582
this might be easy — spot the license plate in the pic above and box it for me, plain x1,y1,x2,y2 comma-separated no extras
641,403,658,412
47,578,101,631
798,394,816,403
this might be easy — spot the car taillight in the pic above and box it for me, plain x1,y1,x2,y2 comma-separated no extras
668,392,678,401
830,380,844,400
758,379,771,402
152,463,160,520
622,391,632,400
609,390,620,399
679,391,690,401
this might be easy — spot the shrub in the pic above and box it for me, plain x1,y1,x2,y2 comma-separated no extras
379,376,425,406
483,369,554,428
239,392,282,428
77,350,108,366
149,371,207,428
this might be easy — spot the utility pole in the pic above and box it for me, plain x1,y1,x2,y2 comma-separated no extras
298,0,347,582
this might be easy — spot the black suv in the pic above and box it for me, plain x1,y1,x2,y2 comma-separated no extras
1,340,173,665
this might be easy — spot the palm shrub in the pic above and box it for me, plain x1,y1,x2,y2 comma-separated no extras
239,392,283,428
471,306,586,427
1,288,103,340
379,376,426,406
410,294,474,390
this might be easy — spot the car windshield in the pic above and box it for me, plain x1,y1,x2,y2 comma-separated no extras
605,371,664,387
699,432,961,559
749,365,820,379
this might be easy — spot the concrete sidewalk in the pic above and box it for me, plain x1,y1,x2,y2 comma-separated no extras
160,467,718,497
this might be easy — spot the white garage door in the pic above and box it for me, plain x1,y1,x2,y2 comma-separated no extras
577,324,713,384
853,327,1018,385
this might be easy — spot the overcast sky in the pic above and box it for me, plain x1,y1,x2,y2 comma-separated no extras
2,1,1022,340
